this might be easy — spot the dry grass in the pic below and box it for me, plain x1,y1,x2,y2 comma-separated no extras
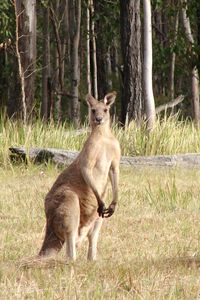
2,115,200,166
1,165,200,299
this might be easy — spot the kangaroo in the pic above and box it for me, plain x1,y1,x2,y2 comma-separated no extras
39,91,121,261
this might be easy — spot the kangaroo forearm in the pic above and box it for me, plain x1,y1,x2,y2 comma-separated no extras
109,168,119,205
81,168,103,205
112,191,118,205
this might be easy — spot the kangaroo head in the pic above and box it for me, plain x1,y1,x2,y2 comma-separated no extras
86,92,117,127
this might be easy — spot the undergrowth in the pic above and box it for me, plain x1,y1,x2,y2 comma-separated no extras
1,114,200,167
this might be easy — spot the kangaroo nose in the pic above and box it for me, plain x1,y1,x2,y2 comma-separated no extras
96,116,102,123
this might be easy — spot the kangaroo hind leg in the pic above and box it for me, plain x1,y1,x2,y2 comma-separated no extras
64,191,80,261
87,218,103,261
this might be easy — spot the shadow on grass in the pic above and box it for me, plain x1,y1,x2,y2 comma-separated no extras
17,256,68,269
16,255,200,271
139,255,200,271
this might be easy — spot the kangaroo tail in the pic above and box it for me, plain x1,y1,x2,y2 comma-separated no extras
39,224,64,257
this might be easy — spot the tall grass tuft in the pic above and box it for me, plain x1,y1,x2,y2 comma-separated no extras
1,113,200,167
116,114,200,156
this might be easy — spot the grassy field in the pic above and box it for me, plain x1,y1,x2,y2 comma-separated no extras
1,164,200,299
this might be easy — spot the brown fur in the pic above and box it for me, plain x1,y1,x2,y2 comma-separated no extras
39,91,121,260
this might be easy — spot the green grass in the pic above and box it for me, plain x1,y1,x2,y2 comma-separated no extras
1,115,200,167
1,165,200,299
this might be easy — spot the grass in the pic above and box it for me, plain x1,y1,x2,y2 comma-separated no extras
1,165,200,299
1,114,200,166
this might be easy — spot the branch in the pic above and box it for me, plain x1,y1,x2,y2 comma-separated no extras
54,89,83,103
155,95,185,114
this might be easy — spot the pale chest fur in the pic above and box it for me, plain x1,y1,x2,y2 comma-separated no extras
88,135,119,194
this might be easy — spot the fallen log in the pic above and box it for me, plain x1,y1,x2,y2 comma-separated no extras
9,147,200,168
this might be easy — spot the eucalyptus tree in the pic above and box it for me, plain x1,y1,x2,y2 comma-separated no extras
14,0,37,122
120,0,142,125
70,0,81,127
181,0,200,123
143,0,155,130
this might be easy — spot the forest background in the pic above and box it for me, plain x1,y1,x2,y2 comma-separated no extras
1,0,200,131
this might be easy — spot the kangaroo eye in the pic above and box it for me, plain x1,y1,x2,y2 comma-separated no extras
91,109,96,114
104,109,108,113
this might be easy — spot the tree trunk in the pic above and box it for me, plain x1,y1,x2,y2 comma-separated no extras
111,38,119,79
143,0,155,131
120,0,142,125
41,6,51,121
70,0,81,127
50,1,68,121
181,0,200,123
169,9,179,101
86,1,91,94
90,0,98,99
14,0,37,122
105,47,112,91
191,67,200,123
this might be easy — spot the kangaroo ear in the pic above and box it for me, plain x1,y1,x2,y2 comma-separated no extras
86,94,97,107
103,91,117,106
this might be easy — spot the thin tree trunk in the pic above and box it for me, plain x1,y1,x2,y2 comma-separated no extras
70,0,81,127
41,6,50,121
111,38,119,79
50,2,67,121
169,9,179,101
120,0,142,125
143,0,155,130
90,0,98,99
181,1,200,123
106,47,112,91
191,67,200,123
14,0,37,122
87,1,91,94
14,0,26,122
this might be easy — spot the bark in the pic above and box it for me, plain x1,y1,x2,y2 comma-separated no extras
120,0,142,125
181,1,200,123
105,47,112,91
14,0,37,122
152,6,167,97
143,0,155,130
90,0,98,98
41,6,51,121
93,1,115,99
70,0,81,127
169,10,179,101
86,2,91,94
197,5,200,75
50,2,68,121
191,67,200,123
111,38,119,79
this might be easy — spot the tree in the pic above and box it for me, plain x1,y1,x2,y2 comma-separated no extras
69,0,81,127
181,0,200,123
41,4,51,121
169,7,179,101
0,2,17,116
14,0,37,122
90,0,98,98
143,0,155,130
120,0,142,125
86,1,91,94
